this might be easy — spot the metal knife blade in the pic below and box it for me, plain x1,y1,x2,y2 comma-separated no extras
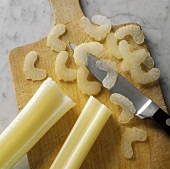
69,42,170,136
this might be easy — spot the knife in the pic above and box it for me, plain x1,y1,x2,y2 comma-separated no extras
69,42,170,136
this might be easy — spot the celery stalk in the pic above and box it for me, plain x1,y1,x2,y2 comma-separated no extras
50,96,111,169
0,78,75,169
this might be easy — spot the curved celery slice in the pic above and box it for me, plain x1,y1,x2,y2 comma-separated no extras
0,78,75,169
50,96,111,169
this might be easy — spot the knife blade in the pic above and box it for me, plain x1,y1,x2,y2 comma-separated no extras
69,42,170,136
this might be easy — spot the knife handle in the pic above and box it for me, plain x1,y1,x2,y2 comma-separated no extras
152,108,170,136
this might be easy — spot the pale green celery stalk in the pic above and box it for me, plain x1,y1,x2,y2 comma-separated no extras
50,96,111,169
0,78,75,169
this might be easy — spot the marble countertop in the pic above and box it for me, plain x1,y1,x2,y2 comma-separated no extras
0,0,170,168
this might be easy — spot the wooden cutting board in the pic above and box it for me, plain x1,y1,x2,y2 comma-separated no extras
8,0,170,168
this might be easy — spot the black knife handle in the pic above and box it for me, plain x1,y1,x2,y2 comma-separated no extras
152,108,170,136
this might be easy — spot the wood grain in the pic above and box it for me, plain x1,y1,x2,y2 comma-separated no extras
8,0,170,168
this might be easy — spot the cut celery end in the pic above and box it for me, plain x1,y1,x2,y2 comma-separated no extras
50,96,111,169
0,78,75,169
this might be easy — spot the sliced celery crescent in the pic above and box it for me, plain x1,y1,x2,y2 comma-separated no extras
0,78,75,169
50,96,112,169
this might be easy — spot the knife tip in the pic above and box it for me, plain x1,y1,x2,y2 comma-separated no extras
68,41,76,51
